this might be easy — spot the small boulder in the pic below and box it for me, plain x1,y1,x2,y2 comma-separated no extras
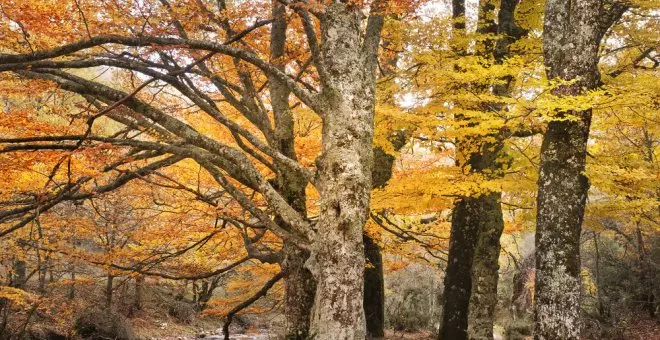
167,301,196,324
25,325,67,340
74,308,135,340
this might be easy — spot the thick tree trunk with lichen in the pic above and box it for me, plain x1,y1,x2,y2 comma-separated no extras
535,0,626,338
307,4,381,338
534,116,590,340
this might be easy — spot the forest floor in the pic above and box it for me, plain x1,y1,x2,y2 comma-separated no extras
136,329,437,340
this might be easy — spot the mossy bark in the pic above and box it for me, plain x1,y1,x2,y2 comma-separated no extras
307,4,383,338
268,2,316,337
535,0,625,338
467,192,505,340
281,243,315,339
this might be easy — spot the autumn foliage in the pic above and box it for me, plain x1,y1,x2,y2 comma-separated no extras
0,0,657,339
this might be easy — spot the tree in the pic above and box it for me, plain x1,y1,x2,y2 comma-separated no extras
0,0,402,337
384,0,535,337
534,0,628,338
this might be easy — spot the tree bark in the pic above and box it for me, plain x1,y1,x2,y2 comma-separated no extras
635,227,656,318
535,1,625,338
134,275,144,312
439,1,479,337
440,0,515,338
364,234,385,339
308,4,382,338
281,242,315,339
267,2,316,337
466,0,526,338
534,113,590,340
440,198,481,340
106,273,114,309
68,263,75,300
467,193,505,340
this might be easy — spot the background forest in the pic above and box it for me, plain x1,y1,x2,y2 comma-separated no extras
0,0,657,339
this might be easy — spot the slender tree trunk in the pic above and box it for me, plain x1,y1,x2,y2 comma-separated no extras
134,275,144,312
267,2,317,337
106,273,114,309
363,149,390,340
635,227,656,318
308,4,381,338
535,1,625,338
510,252,534,320
68,263,76,300
362,24,406,337
592,232,606,318
364,234,385,339
281,242,315,338
37,252,46,294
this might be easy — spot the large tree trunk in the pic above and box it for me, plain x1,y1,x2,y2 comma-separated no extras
440,197,483,340
308,3,381,338
535,0,625,338
534,109,590,340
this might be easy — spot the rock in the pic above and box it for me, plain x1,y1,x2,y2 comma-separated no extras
168,300,196,324
25,325,67,340
74,308,135,340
